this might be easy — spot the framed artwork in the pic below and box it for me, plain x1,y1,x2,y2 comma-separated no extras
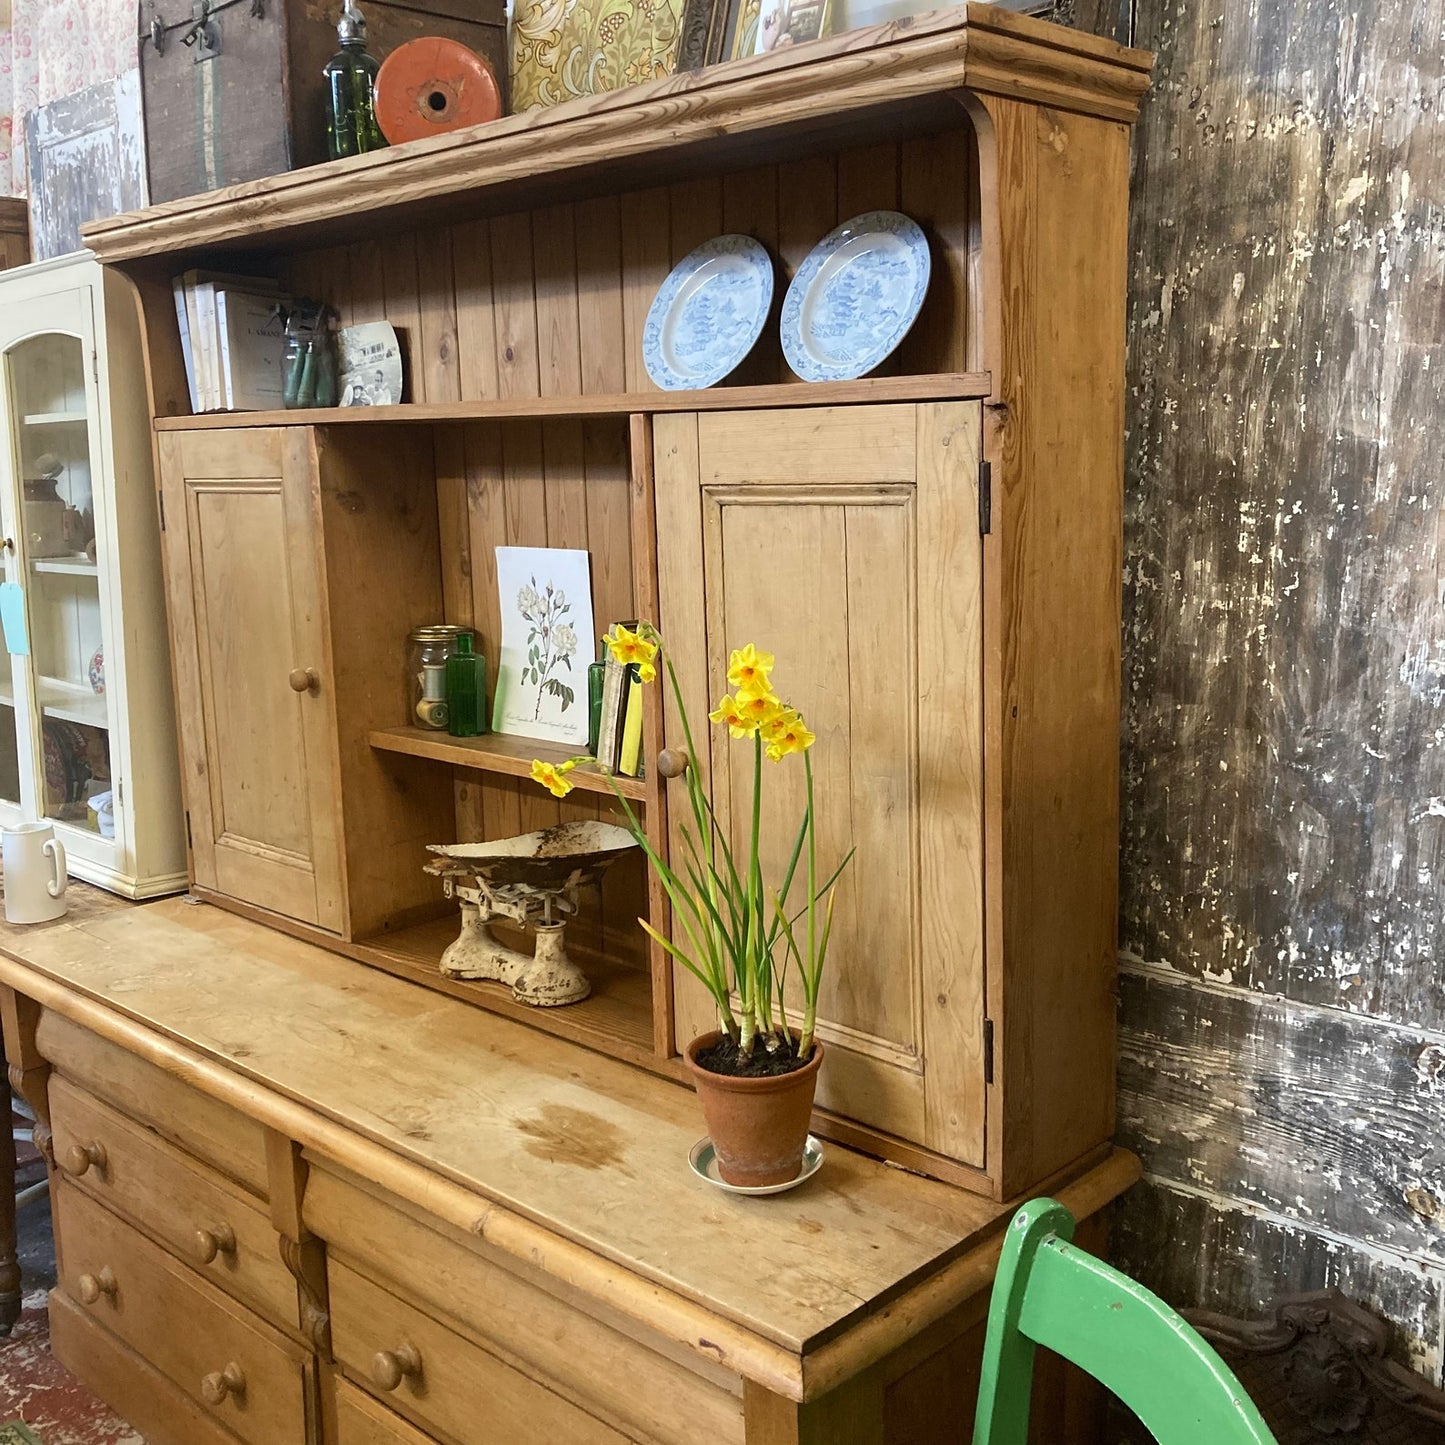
711,0,830,65
510,0,689,111
492,546,595,746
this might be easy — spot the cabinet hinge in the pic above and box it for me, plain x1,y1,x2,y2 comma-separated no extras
983,1018,995,1085
978,459,992,536
184,811,193,850
92,350,99,386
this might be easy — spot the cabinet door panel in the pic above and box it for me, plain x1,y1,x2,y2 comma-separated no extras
158,428,343,931
656,403,985,1166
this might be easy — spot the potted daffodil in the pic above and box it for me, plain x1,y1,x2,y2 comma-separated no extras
532,623,851,1187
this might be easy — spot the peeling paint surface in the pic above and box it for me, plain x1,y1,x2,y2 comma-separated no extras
1063,0,1445,1378
1119,0,1445,1018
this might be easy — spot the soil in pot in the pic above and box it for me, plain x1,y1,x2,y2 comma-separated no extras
685,1031,823,1188
693,1033,813,1078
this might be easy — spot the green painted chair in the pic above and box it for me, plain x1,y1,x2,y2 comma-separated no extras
973,1199,1278,1445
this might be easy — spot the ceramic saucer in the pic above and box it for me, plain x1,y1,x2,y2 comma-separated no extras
688,1135,825,1196
643,235,774,390
781,210,931,382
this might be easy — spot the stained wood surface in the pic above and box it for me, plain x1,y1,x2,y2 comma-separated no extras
50,1288,244,1445
967,90,1130,1197
55,1182,311,1445
0,894,1136,1368
48,1075,299,1328
156,428,345,932
654,402,986,1165
308,1164,746,1444
275,137,980,409
0,198,28,269
368,727,647,801
82,6,1150,265
151,375,992,429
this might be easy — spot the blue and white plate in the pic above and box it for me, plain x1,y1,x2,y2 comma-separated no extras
781,211,932,382
643,235,774,391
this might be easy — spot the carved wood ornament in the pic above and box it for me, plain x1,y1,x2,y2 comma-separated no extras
1180,1291,1445,1443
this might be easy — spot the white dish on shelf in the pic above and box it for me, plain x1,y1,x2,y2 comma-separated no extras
688,1135,824,1196
781,211,931,382
643,235,774,391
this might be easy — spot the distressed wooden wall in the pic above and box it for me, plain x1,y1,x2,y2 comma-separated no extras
1068,0,1445,1378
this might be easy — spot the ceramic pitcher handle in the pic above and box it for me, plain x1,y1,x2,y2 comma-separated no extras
43,837,66,898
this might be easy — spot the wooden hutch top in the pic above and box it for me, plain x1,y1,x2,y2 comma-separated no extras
82,4,1150,269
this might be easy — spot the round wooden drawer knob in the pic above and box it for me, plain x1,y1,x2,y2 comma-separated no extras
194,1223,237,1265
61,1140,108,1178
201,1362,247,1406
370,1342,423,1392
288,668,319,693
77,1266,118,1305
656,748,690,779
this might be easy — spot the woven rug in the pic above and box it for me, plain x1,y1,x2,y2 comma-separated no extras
0,1424,44,1444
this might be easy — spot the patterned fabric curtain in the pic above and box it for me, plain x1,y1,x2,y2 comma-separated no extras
0,0,136,196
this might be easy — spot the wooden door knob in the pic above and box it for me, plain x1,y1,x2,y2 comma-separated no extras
61,1140,108,1178
288,668,319,693
201,1362,247,1405
77,1266,117,1305
370,1342,423,1391
194,1223,237,1264
656,748,690,779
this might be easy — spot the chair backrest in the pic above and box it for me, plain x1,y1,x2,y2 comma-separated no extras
972,1199,1278,1445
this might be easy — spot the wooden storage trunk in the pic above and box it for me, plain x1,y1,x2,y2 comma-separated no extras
139,0,507,203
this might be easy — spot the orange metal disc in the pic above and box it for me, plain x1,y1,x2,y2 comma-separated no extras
374,37,502,145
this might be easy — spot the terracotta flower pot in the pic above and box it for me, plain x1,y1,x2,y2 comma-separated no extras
684,1031,824,1187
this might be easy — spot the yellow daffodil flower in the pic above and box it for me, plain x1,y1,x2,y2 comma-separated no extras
727,644,775,696
708,693,752,738
637,660,657,684
530,757,578,798
737,690,783,730
606,624,658,670
764,708,815,761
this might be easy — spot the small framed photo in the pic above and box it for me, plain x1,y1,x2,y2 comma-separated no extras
720,0,830,61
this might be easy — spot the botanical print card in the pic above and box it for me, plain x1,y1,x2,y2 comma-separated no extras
493,546,594,745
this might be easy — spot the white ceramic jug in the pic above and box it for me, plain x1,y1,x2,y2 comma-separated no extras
3,821,67,924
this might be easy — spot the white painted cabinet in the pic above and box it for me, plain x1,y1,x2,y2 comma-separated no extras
0,254,185,896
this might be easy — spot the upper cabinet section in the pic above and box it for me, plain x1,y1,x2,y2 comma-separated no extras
79,5,1150,269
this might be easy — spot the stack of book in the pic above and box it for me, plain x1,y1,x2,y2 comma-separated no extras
593,628,646,779
173,270,289,413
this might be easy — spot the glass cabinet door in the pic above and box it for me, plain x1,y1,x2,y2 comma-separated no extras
0,291,114,841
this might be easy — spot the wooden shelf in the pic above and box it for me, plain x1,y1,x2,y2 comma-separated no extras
0,675,107,728
22,411,87,426
370,727,646,801
347,914,659,1064
32,555,98,577
154,373,992,432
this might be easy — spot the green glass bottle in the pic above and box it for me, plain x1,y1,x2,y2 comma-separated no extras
324,2,387,161
446,632,487,738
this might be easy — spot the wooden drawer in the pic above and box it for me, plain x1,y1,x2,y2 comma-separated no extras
37,1010,269,1194
334,1375,439,1445
329,1257,627,1445
55,1182,310,1445
50,1288,243,1445
49,1074,298,1329
307,1164,744,1445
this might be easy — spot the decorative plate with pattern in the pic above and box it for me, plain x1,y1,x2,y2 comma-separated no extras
643,235,774,391
780,211,932,382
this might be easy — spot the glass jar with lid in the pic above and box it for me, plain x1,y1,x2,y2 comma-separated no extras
408,625,474,730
